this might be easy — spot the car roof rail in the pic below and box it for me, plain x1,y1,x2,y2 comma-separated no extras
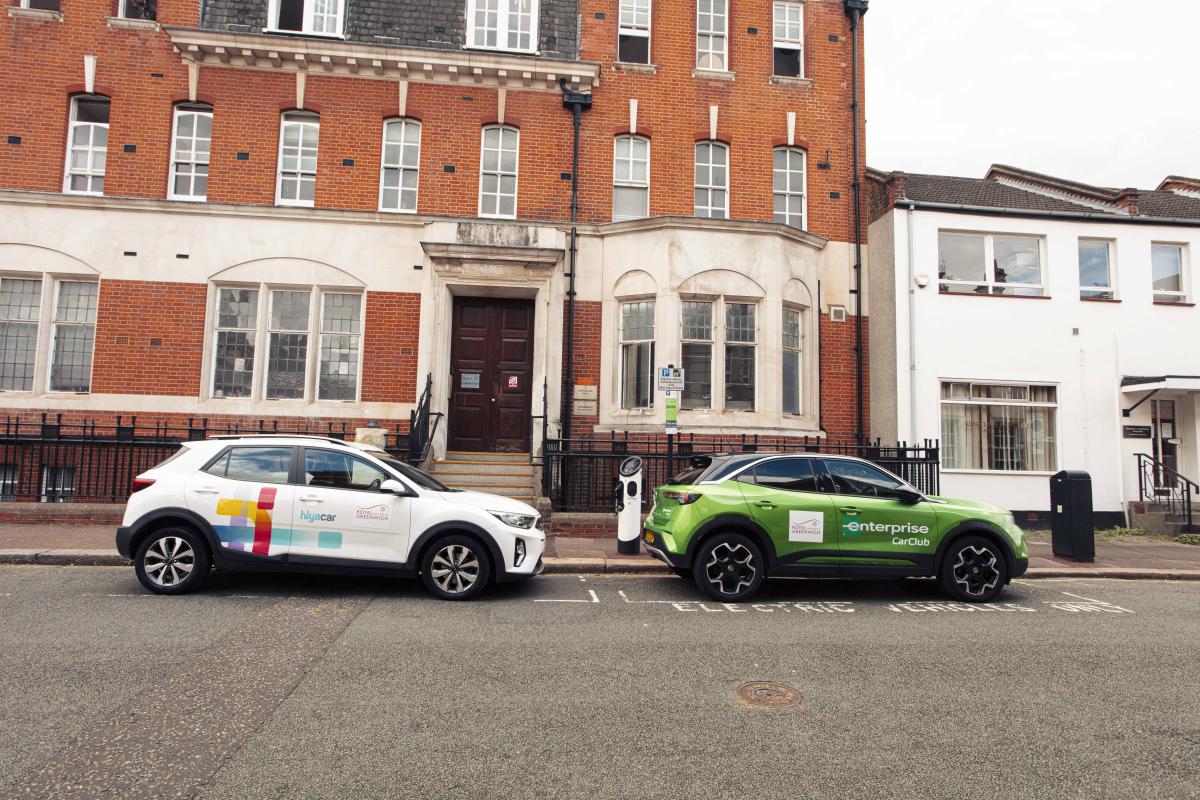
208,434,352,445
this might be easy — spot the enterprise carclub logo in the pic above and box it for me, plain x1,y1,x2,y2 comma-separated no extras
842,519,931,547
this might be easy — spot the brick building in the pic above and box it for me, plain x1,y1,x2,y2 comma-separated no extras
0,0,870,503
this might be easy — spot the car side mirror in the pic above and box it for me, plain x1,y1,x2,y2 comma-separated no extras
380,479,413,496
893,487,923,505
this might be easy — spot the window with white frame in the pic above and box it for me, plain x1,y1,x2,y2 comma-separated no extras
613,135,649,221
773,147,806,229
0,278,42,392
479,125,519,219
782,306,803,414
1152,243,1187,303
467,0,539,52
64,96,109,196
169,104,211,201
49,281,98,393
940,381,1058,472
938,231,1045,296
694,141,728,219
724,302,755,410
210,286,363,402
269,0,343,35
276,112,319,207
21,0,60,11
681,300,712,409
618,0,651,63
772,1,804,76
380,118,421,213
696,0,728,70
118,0,156,20
1078,239,1115,300
620,300,655,409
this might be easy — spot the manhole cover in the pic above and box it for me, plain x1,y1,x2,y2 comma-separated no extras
735,681,802,709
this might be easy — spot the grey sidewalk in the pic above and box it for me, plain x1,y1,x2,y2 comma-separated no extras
2,524,1200,578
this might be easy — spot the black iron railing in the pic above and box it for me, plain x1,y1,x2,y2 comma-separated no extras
407,373,442,466
1136,452,1197,532
0,413,419,504
529,379,549,466
541,433,940,513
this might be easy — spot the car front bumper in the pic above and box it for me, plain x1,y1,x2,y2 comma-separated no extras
1011,556,1029,579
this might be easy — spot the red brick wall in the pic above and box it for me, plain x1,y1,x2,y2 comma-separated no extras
562,299,603,433
92,280,206,396
361,291,421,404
578,0,868,240
819,312,868,442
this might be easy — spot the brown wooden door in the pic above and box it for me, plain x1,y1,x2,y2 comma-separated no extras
448,297,534,453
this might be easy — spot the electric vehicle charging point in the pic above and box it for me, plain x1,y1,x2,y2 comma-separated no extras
616,456,643,555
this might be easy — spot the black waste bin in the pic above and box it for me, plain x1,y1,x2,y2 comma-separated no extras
1050,470,1095,562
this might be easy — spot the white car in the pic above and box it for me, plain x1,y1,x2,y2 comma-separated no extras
115,435,545,600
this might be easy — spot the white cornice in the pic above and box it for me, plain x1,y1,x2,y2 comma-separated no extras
162,27,601,93
574,215,830,250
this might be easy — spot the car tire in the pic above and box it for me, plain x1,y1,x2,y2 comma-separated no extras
421,535,492,601
134,526,211,595
939,535,1008,603
693,532,766,602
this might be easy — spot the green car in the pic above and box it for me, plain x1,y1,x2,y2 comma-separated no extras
641,453,1029,603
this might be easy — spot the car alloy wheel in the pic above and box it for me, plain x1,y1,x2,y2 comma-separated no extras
952,544,1001,598
704,541,757,596
429,544,481,595
142,535,196,589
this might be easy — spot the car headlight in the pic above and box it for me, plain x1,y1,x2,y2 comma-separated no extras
490,510,537,529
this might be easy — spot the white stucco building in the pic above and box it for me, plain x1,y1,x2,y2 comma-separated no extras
868,165,1200,527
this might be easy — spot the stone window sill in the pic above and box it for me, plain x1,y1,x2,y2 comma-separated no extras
613,61,657,75
939,291,1050,300
769,74,813,88
692,68,735,81
106,16,159,30
1080,296,1121,303
7,7,63,21
1154,300,1195,307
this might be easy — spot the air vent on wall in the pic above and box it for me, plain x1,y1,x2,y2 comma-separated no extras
830,306,847,323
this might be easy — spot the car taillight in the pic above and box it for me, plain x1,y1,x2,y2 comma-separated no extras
131,477,156,494
662,490,701,505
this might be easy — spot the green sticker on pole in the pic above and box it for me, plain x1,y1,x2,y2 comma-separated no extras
665,394,678,435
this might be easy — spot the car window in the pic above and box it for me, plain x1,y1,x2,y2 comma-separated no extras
378,456,449,492
305,449,389,491
740,458,821,493
822,459,903,497
207,447,292,484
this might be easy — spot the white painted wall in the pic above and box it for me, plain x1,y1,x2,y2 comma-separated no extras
870,205,1200,513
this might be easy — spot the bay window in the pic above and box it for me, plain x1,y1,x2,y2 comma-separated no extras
1152,243,1187,303
694,141,728,219
479,125,519,219
268,0,343,35
467,0,539,53
276,112,319,208
618,0,651,63
940,382,1058,472
724,302,756,410
169,104,212,202
681,301,712,409
210,285,362,403
938,231,1045,296
64,96,109,196
696,0,728,70
613,135,650,221
620,300,655,409
379,118,421,213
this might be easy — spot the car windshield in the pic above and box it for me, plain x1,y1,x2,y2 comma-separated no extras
377,456,450,492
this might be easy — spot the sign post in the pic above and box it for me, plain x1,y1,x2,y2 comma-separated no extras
657,366,684,475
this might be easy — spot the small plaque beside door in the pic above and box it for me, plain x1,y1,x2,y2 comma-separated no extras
461,372,481,390
505,374,520,390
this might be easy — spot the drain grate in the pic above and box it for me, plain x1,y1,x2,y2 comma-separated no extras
735,681,802,710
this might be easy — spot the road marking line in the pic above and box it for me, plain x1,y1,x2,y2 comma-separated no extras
618,590,676,604
534,589,599,604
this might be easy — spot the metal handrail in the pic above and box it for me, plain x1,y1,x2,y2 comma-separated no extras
406,373,442,465
1136,452,1197,532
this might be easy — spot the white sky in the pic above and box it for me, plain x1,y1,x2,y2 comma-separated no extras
865,0,1200,190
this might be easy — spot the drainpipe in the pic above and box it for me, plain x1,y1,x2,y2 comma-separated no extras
844,0,868,444
904,202,917,441
559,81,592,442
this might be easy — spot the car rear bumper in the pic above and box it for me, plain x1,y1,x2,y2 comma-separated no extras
642,530,689,569
115,526,134,558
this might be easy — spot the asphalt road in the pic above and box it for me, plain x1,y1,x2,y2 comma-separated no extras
1,566,1197,800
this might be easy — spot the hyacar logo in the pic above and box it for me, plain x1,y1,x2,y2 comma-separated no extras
300,510,337,523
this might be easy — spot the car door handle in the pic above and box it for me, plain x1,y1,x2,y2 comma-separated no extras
192,486,219,496
842,507,861,515
754,500,776,509
298,495,324,504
